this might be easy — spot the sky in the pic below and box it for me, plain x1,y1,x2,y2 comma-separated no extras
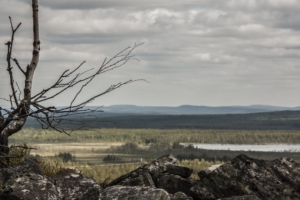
0,0,300,107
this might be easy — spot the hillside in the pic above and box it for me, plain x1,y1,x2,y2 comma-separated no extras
24,110,300,130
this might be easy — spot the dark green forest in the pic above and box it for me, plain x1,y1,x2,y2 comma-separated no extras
25,110,300,130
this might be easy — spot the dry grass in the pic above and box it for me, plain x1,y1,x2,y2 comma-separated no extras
42,156,221,184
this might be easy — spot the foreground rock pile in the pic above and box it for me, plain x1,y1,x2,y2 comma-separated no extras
0,154,299,199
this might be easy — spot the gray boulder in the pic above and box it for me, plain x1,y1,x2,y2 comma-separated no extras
102,186,170,200
1,154,300,200
198,164,222,178
170,192,193,200
107,167,155,188
49,172,103,200
191,154,300,199
0,173,60,200
219,195,261,200
153,172,196,195
165,164,193,178
106,154,194,199
108,154,192,188
1,158,42,183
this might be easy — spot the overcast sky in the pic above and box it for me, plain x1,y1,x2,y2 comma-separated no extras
0,0,300,107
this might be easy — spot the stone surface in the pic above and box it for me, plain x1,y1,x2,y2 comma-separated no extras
148,154,178,175
103,186,170,200
107,168,155,187
153,172,196,194
219,195,262,200
1,158,42,183
165,164,193,178
107,154,194,199
1,154,300,200
192,154,300,199
108,154,179,187
169,191,193,200
198,164,222,179
49,172,102,200
0,173,60,200
188,182,216,200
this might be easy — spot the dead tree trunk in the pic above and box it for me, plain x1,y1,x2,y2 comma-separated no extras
0,0,143,165
0,0,40,158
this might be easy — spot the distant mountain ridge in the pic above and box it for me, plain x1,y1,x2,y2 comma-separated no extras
2,104,299,115
100,104,300,115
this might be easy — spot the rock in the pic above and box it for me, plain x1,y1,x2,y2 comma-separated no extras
148,154,178,175
1,158,42,183
170,192,193,200
1,154,300,200
165,164,193,178
108,154,183,187
192,154,300,199
107,168,155,187
219,195,261,200
102,186,170,200
188,182,216,200
0,173,60,200
198,164,222,179
153,172,196,195
107,154,195,198
49,172,102,200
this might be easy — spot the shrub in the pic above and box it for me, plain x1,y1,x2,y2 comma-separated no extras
107,142,142,153
56,152,76,162
103,154,122,163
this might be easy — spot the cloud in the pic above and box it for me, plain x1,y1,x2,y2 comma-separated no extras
1,0,300,107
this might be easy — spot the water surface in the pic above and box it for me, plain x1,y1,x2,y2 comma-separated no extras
187,144,300,152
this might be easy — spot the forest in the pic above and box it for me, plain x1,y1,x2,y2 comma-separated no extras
24,110,300,130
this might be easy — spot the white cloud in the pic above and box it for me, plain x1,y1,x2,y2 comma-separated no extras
193,53,211,61
238,24,264,32
1,0,300,107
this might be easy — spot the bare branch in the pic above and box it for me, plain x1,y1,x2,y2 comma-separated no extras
6,17,21,108
1,2,39,158
0,110,4,128
1,0,145,157
0,97,12,103
12,58,25,75
15,82,22,101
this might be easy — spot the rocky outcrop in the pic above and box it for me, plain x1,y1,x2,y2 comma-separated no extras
1,173,60,200
49,173,102,199
192,154,300,199
102,186,169,200
107,154,300,200
0,154,299,200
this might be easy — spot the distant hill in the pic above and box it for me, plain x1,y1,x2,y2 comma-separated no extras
1,104,299,115
99,104,300,115
24,110,300,130
4,104,300,130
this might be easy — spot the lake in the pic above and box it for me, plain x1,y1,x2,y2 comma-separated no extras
186,144,300,152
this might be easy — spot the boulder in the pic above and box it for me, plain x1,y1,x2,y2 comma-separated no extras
165,164,193,178
152,172,196,194
107,168,155,187
191,154,300,199
108,154,192,188
170,192,193,200
219,195,261,200
0,173,60,200
188,182,215,200
198,164,222,179
49,172,103,200
102,186,170,200
1,154,300,200
1,158,42,183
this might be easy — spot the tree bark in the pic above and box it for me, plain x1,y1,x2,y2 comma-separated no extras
0,0,40,156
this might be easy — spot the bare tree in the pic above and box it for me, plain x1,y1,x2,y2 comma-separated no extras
0,0,143,161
